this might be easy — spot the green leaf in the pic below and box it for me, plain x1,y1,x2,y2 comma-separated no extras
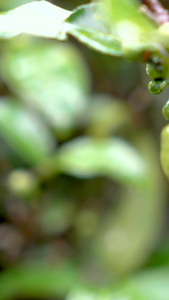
67,26,122,56
148,240,169,267
129,268,169,300
66,2,162,59
160,124,169,180
0,0,33,10
93,132,167,276
0,1,122,56
67,268,169,300
0,98,54,165
55,137,148,186
0,0,164,58
1,40,90,137
37,198,76,236
86,95,132,136
99,0,155,38
66,3,122,56
0,0,71,39
0,263,80,300
162,100,169,121
97,0,162,60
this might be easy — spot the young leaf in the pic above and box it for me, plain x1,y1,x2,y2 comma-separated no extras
66,26,122,56
0,1,122,56
97,0,164,60
0,0,72,39
66,3,122,56
99,0,155,37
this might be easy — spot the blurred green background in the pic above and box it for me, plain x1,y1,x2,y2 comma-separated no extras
0,0,169,299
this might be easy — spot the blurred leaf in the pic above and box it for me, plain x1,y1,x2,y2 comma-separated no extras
86,95,132,136
158,23,169,49
7,169,39,198
99,0,155,38
129,267,169,300
97,0,164,61
147,240,169,268
0,0,161,59
67,268,169,300
73,209,99,240
0,0,33,10
66,3,122,56
54,137,148,186
1,40,90,137
37,198,76,236
0,262,80,300
0,261,169,300
67,3,107,32
0,1,71,39
0,1,123,56
94,132,167,276
0,98,54,165
160,124,169,181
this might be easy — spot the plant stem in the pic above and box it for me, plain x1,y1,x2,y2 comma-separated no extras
140,0,169,24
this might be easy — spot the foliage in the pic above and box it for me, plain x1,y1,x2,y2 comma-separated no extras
0,0,168,300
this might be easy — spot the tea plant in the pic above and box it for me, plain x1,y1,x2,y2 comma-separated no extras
0,0,169,299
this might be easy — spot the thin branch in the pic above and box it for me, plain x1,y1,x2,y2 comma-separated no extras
140,0,169,25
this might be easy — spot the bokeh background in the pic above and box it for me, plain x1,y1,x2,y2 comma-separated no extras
0,0,169,299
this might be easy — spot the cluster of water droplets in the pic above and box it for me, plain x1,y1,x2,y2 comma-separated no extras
146,55,169,120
